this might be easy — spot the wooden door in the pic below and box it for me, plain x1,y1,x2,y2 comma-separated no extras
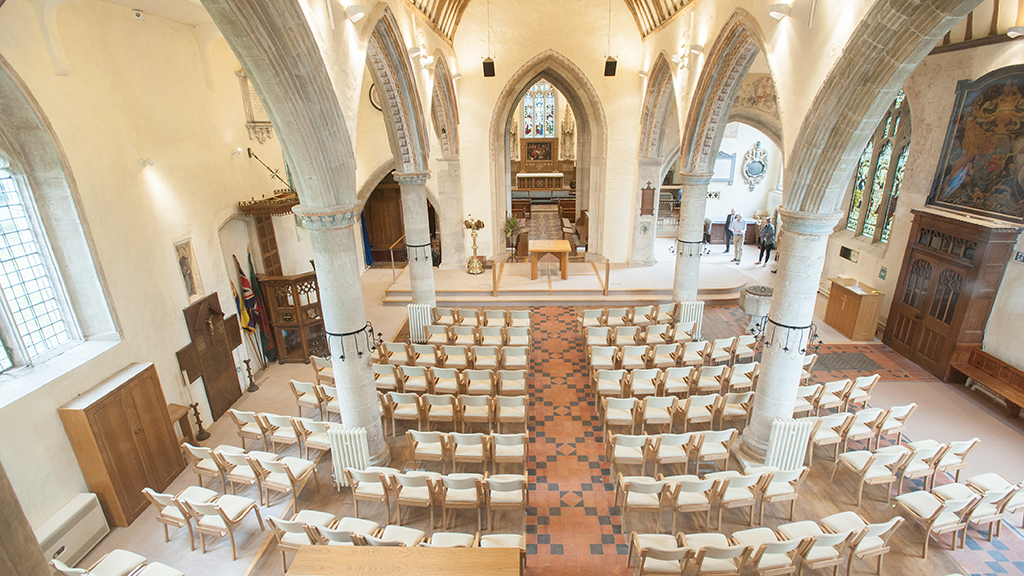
91,395,150,524
363,182,405,263
126,371,184,490
885,250,967,375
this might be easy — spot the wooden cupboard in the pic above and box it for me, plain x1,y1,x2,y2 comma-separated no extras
58,363,184,527
824,278,885,341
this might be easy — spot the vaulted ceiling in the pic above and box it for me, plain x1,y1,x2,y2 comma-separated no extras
403,0,694,41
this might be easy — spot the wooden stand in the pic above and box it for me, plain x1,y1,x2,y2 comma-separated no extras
824,278,884,341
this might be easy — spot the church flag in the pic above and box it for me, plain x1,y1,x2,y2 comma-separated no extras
234,255,259,333
231,280,251,332
248,251,277,361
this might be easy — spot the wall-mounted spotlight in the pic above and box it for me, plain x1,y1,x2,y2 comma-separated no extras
344,5,365,22
689,44,704,54
638,69,648,78
421,56,435,69
670,54,681,64
139,158,154,166
452,73,462,80
408,46,423,57
604,57,617,77
483,57,495,77
768,3,791,19
230,148,244,155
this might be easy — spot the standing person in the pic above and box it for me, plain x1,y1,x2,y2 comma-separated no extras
723,209,735,253
729,212,746,263
757,217,775,267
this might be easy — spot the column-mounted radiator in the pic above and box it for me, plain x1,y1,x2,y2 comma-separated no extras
35,493,109,567
329,426,370,489
677,300,705,340
408,303,432,344
764,417,817,470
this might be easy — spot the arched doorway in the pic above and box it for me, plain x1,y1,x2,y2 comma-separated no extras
363,171,440,266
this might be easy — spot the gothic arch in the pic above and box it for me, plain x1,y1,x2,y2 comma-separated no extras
364,6,430,175
727,109,782,151
489,50,608,256
638,53,679,160
680,9,774,176
783,0,978,215
431,52,459,159
356,159,442,211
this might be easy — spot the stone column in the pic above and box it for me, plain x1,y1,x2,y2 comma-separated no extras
435,158,467,269
739,209,841,462
629,157,664,266
294,203,390,466
0,458,50,576
394,171,437,306
671,172,713,304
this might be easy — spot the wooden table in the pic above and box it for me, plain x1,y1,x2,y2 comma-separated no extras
529,239,572,280
167,403,195,445
286,545,521,576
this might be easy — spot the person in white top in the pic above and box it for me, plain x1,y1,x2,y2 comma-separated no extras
729,212,746,264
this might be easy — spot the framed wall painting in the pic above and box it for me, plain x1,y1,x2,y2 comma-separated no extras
928,65,1024,223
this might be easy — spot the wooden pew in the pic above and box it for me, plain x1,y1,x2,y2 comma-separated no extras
950,344,1024,418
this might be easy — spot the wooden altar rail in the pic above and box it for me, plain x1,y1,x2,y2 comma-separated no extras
950,344,1024,418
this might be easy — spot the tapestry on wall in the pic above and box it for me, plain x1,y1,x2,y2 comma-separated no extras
928,65,1024,222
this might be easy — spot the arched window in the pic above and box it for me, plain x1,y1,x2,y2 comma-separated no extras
845,90,911,242
522,80,555,138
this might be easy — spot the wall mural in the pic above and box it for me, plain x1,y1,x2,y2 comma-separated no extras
929,65,1024,222
733,75,779,118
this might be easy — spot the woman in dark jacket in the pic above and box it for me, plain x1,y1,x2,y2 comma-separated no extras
757,219,776,267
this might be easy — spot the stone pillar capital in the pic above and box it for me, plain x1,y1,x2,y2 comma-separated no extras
293,202,359,230
677,171,714,187
778,209,842,236
393,171,432,185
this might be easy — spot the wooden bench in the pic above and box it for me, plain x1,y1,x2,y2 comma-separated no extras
950,344,1024,418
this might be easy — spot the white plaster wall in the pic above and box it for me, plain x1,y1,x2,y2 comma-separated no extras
821,40,1024,336
0,0,285,528
705,122,781,219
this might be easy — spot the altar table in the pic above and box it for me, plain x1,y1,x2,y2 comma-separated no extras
529,239,572,280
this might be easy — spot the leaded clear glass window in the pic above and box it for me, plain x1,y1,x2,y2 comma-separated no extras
523,80,556,138
845,90,911,242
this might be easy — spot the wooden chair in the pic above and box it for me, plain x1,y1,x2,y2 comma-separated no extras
496,395,527,433
893,442,948,494
777,522,852,575
182,443,238,490
479,533,527,574
792,384,822,418
604,307,630,327
631,305,655,326
502,346,529,370
821,511,903,575
450,325,478,347
185,495,265,560
290,379,324,417
650,343,681,368
407,430,448,473
680,341,709,368
292,417,331,459
663,367,695,398
214,451,267,502
484,474,528,531
251,455,319,511
617,475,668,533
732,528,804,576
268,512,335,570
844,373,880,410
310,355,334,385
693,428,736,474
438,473,485,532
432,307,458,326
645,323,673,345
228,409,268,451
450,432,488,474
693,365,728,395
840,407,886,452
705,471,764,529
614,325,642,346
636,546,693,576
815,379,853,415
463,368,496,395
830,448,910,507
640,396,677,434
379,341,412,365
873,403,917,449
807,412,852,465
387,392,422,436
371,364,401,395
479,326,504,347
799,354,817,383
653,302,680,325
424,324,449,345
141,486,217,551
627,532,684,568
507,310,531,327
603,397,640,435
491,433,527,472
259,413,300,454
595,369,627,406
607,433,649,476
344,467,397,525
373,525,427,546
392,472,440,529
718,392,754,430
472,346,500,370
577,308,604,331
629,368,662,398
732,335,757,364
692,543,752,576
589,345,620,374
398,365,431,394
662,475,716,532
920,437,980,484
318,384,343,422
497,369,527,396
621,345,650,370
505,326,531,347
703,337,735,366
757,467,808,523
484,309,508,327
725,362,758,392
430,367,461,395
423,393,457,432
651,432,700,476
441,345,471,369
457,309,481,326
681,394,718,432
894,491,978,558
457,395,493,433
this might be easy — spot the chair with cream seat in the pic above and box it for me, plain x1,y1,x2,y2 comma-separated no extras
185,495,265,560
424,324,449,345
653,302,680,325
650,343,681,369
673,320,699,344
840,407,886,452
662,475,716,532
451,325,478,346
799,354,817,383
756,467,808,524
603,398,640,436
663,367,694,398
967,472,1024,529
306,523,369,546
458,394,493,433
371,364,400,394
616,474,667,532
702,337,735,366
589,346,620,375
397,365,431,394
457,309,481,326
627,531,683,567
392,472,440,529
732,335,757,364
635,546,692,576
142,486,217,551
472,346,500,370
479,533,527,575
681,341,709,368
251,455,319,511
260,413,300,454
933,480,1022,543
508,309,531,327
604,307,630,327
310,355,334,385
645,323,673,345
182,443,238,490
430,367,461,395
506,326,531,347
891,442,947,494
409,344,439,367
290,379,325,417
834,514,903,576
608,433,650,476
693,428,737,474
438,473,485,532
292,418,332,460
706,471,764,529
718,392,754,430
693,543,752,576
432,307,458,326
464,369,496,395
484,474,528,531
584,326,612,348
268,511,336,570
484,309,508,326
807,413,853,465
423,394,457,432
479,325,504,347
424,531,480,547
50,549,147,576
919,437,980,485
682,394,719,432
577,308,604,331
450,432,488,473
629,368,662,398
640,396,677,434
894,490,979,558
214,451,269,502
693,365,728,396
829,448,909,507
406,430,448,473
873,403,917,449
776,521,852,576
620,345,649,370
318,384,342,422
632,305,656,326
815,379,853,415
498,369,527,396
496,395,527,433
615,325,642,346
387,392,422,436
373,525,427,546
731,527,804,576
651,433,700,476
724,362,758,393
228,409,268,451
843,374,880,411
344,467,397,524
502,346,529,370
792,384,822,418
379,341,412,365
491,433,528,472
595,369,628,405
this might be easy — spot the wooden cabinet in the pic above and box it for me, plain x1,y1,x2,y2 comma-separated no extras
824,278,885,341
58,363,184,527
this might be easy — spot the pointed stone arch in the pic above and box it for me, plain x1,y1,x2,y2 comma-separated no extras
431,52,459,159
489,50,607,257
639,53,679,160
364,6,430,174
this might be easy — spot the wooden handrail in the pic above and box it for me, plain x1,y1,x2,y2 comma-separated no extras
388,235,407,251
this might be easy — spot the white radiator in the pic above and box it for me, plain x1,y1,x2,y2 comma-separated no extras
35,493,109,567
408,304,432,344
678,300,705,340
764,417,816,470
329,426,370,489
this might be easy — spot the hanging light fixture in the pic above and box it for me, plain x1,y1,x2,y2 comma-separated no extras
483,0,495,77
604,0,616,76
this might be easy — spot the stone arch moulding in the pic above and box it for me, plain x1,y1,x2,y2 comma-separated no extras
356,160,442,212
364,6,430,175
431,51,459,159
638,52,680,160
488,50,608,257
727,109,782,151
783,0,979,215
680,9,775,177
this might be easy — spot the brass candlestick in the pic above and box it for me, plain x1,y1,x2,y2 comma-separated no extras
468,228,483,274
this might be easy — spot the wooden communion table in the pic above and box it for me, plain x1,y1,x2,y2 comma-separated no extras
529,239,572,280
286,545,521,576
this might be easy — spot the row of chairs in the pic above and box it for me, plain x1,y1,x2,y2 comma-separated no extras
793,375,881,416
226,408,335,456
142,484,264,561
344,468,528,533
406,430,527,473
588,338,756,373
593,365,759,400
51,549,184,576
178,442,319,510
603,393,754,435
804,405,920,465
383,391,527,436
628,510,903,576
576,303,680,328
606,430,740,477
373,365,526,396
378,342,529,370
432,307,531,327
584,323,701,348
424,324,531,347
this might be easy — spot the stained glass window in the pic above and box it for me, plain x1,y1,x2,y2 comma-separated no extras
844,90,911,242
523,80,556,138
